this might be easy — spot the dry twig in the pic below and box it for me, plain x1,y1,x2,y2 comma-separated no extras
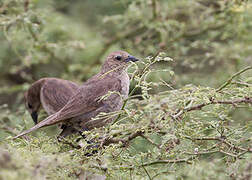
217,66,252,92
171,97,252,120
101,130,144,147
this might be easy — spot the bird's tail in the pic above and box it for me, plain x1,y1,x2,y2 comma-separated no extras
14,113,62,139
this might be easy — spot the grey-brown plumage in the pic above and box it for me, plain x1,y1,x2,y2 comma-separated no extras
15,51,138,138
24,78,79,124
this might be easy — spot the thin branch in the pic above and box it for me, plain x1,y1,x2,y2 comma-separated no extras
221,139,248,152
216,66,252,92
142,157,194,167
219,150,238,158
185,136,250,152
151,0,158,20
101,130,144,147
185,150,243,158
231,81,252,87
103,157,194,171
152,171,173,179
58,137,81,149
237,150,251,158
141,163,152,180
185,150,219,156
140,134,161,149
185,136,251,159
172,97,252,120
185,136,219,141
187,97,252,111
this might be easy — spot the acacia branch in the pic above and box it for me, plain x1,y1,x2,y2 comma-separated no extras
140,134,161,149
187,97,252,111
185,150,240,158
217,66,252,92
219,150,239,158
171,97,252,120
186,149,251,159
151,0,158,19
105,157,194,171
142,157,194,166
141,163,152,180
231,81,252,87
185,136,252,159
185,150,219,156
59,138,81,149
101,130,144,147
185,136,250,152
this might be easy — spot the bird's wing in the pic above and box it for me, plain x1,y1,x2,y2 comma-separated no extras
14,76,122,138
41,79,79,113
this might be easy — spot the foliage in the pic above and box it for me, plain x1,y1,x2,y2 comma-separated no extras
0,0,252,179
1,54,252,179
101,0,252,85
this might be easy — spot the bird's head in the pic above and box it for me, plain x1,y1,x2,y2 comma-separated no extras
24,91,40,124
102,50,139,73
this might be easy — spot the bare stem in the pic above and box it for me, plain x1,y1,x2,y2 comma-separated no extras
172,97,252,120
216,66,252,92
140,134,161,149
185,136,250,152
101,130,144,147
151,0,158,19
142,157,194,166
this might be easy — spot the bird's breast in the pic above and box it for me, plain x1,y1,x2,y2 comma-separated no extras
119,73,130,99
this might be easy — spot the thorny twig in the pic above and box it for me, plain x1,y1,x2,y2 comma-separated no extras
140,134,161,149
185,136,248,152
92,156,194,172
217,66,252,92
141,157,195,166
141,161,152,180
170,67,252,120
151,0,158,20
101,130,144,147
185,150,245,159
171,97,252,120
184,136,252,159
231,81,252,87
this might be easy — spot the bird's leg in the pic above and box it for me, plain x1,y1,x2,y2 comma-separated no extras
76,128,99,156
57,125,78,141
78,128,88,139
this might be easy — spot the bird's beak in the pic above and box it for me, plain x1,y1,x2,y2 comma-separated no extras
31,111,38,124
125,55,139,62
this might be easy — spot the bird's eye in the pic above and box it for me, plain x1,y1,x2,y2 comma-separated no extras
28,103,32,109
115,56,122,61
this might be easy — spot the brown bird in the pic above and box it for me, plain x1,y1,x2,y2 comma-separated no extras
15,51,138,138
24,78,79,124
